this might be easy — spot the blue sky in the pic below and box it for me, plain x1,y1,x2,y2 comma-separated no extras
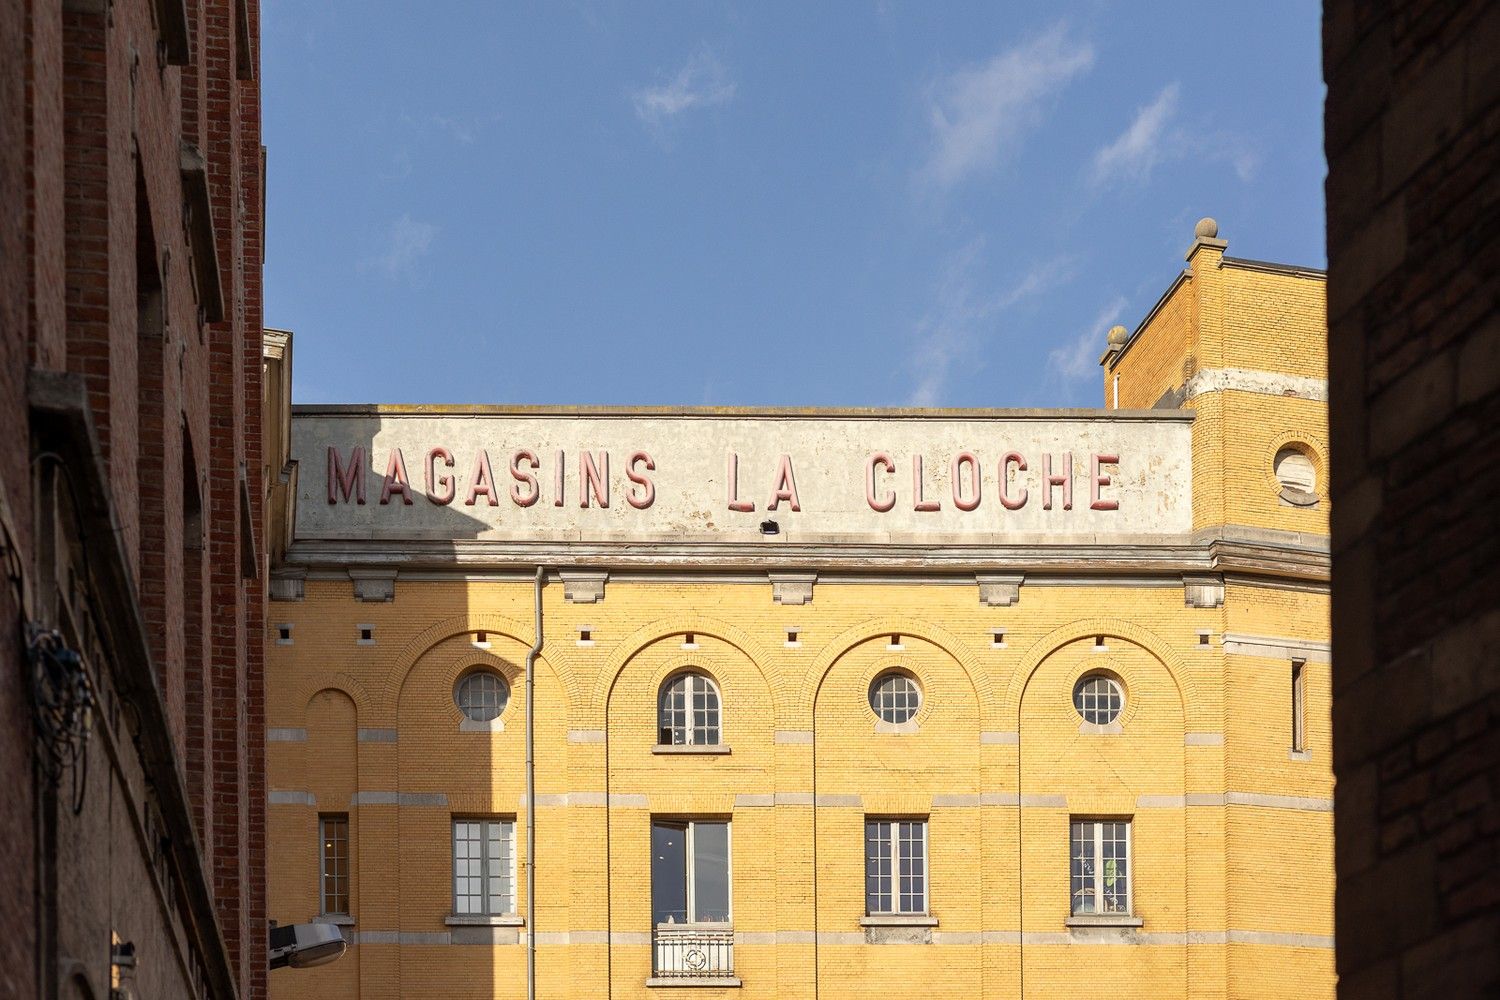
263,2,1325,408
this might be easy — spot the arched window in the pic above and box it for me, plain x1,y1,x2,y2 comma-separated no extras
658,672,721,746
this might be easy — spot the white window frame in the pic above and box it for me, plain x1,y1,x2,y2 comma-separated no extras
318,813,350,916
1070,819,1132,916
452,817,517,916
657,672,722,746
654,819,733,927
865,817,929,915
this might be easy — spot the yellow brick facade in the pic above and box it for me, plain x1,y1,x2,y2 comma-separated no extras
266,224,1331,998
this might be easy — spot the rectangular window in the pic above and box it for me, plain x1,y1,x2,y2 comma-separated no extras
1291,659,1307,753
319,814,350,915
651,820,731,924
1070,819,1131,915
865,818,928,915
452,818,516,916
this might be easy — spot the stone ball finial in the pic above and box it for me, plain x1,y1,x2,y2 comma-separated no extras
1106,325,1129,346
1194,217,1219,239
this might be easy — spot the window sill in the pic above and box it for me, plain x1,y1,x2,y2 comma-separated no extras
652,745,732,755
655,921,734,932
1065,914,1143,928
314,914,356,927
645,977,742,988
860,914,938,927
446,914,525,927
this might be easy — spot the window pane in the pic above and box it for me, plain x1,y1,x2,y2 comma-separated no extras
454,821,482,914
320,815,349,914
898,821,926,913
1071,821,1096,914
659,676,687,744
1073,675,1123,726
457,671,508,722
865,820,893,913
486,820,514,915
1101,821,1129,913
691,821,731,922
692,675,721,745
870,673,920,724
651,821,688,924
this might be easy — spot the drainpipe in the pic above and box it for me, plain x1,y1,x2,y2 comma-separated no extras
526,567,545,1000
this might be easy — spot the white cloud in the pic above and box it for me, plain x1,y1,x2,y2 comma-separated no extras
361,213,438,279
919,24,1094,189
1047,296,1128,383
633,49,736,127
1091,82,1261,188
1091,83,1179,186
907,244,1076,406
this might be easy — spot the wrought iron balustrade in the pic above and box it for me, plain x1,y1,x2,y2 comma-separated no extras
652,924,734,979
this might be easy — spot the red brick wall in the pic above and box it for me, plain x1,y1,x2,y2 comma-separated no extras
1,0,266,995
1325,1,1500,996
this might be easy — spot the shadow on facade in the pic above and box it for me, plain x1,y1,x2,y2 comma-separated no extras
267,409,581,998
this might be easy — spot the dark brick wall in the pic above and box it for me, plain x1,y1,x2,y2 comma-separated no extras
1,0,38,993
1326,0,1500,996
1,0,266,995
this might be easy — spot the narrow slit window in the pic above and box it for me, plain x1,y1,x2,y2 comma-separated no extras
319,814,350,915
1291,660,1307,753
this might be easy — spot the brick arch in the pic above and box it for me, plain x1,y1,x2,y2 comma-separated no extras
1003,618,1199,729
377,611,583,723
798,617,994,727
584,615,784,727
287,671,376,722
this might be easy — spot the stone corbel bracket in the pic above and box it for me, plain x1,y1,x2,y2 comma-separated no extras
560,570,608,604
349,568,397,603
977,573,1024,607
770,572,816,606
1183,572,1225,608
269,567,306,602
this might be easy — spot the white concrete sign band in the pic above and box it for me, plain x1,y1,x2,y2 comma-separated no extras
291,408,1194,543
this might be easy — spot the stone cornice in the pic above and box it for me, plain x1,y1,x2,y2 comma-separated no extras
280,524,1329,584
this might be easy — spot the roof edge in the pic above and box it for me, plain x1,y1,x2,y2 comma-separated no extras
289,404,1196,421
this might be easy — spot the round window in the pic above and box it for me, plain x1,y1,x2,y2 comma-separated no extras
869,672,921,724
1073,674,1123,726
455,670,509,722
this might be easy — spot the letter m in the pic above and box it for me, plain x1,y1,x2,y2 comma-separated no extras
328,446,367,504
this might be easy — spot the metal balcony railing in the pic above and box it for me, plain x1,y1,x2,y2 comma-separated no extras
652,924,734,979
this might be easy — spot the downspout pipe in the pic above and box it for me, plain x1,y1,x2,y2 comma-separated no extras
526,566,545,1000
